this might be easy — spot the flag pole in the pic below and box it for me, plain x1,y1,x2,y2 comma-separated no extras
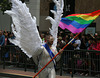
33,32,81,78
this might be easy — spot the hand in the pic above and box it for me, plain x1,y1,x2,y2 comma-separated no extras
59,49,63,54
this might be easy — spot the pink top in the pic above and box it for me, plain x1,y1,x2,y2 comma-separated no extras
93,42,100,51
88,42,100,55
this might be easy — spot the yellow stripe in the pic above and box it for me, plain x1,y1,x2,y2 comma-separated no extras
77,14,99,21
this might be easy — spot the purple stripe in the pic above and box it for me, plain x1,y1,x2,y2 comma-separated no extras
59,22,85,34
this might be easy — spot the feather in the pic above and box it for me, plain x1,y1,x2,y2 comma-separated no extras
46,0,64,47
5,0,42,58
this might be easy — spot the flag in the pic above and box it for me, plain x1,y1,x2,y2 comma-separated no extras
59,10,100,33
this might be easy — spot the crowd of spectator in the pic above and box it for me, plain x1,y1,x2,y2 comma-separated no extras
0,30,15,61
40,30,100,77
40,30,100,51
1,29,100,53
0,29,100,77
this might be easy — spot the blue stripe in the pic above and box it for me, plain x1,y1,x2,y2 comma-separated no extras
61,18,91,29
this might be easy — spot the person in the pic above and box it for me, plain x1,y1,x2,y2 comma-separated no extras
0,30,5,60
40,33,45,44
88,38,97,50
63,38,71,67
92,38,100,51
4,31,9,59
88,38,100,75
32,35,63,78
57,36,65,50
73,35,82,75
80,34,87,49
69,33,76,50
73,35,81,50
0,30,5,48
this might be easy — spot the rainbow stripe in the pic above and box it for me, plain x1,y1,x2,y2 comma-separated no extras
59,10,100,33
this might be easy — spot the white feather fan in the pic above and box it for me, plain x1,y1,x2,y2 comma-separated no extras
5,0,42,58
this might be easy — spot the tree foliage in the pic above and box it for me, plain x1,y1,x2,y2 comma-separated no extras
0,0,12,14
0,0,25,14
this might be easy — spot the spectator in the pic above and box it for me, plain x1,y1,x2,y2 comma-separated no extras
0,30,5,47
69,33,75,50
92,38,100,51
85,34,93,49
40,33,45,44
63,38,71,68
73,36,81,50
4,31,9,59
80,34,87,49
73,35,82,75
88,38,97,50
88,38,100,76
57,36,65,50
0,30,5,60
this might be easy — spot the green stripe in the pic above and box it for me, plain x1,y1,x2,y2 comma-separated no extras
66,16,94,24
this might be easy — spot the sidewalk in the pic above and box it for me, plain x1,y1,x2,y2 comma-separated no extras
0,68,69,78
0,65,98,78
0,68,98,78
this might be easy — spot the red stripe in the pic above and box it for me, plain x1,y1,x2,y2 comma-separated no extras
65,10,100,17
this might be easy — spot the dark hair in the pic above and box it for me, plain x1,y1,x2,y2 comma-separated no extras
96,38,100,41
46,34,53,40
90,38,97,43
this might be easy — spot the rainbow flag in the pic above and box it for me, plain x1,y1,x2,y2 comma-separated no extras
59,10,100,33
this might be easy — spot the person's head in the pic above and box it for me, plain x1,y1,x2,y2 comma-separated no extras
70,33,74,38
40,33,45,39
92,38,97,44
94,33,98,36
75,35,80,40
65,38,69,43
4,32,8,38
82,34,85,39
65,34,69,39
89,38,97,44
46,35,54,46
96,38,100,43
58,36,62,42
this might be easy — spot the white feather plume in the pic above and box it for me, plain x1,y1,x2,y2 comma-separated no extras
46,0,64,47
5,0,42,58
4,0,64,57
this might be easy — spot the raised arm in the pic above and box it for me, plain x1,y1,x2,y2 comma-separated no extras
46,0,64,47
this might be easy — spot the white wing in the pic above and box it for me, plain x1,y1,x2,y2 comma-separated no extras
5,0,42,58
46,0,64,47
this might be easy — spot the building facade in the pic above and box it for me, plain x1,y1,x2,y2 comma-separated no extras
0,0,100,34
75,0,100,34
0,0,40,31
